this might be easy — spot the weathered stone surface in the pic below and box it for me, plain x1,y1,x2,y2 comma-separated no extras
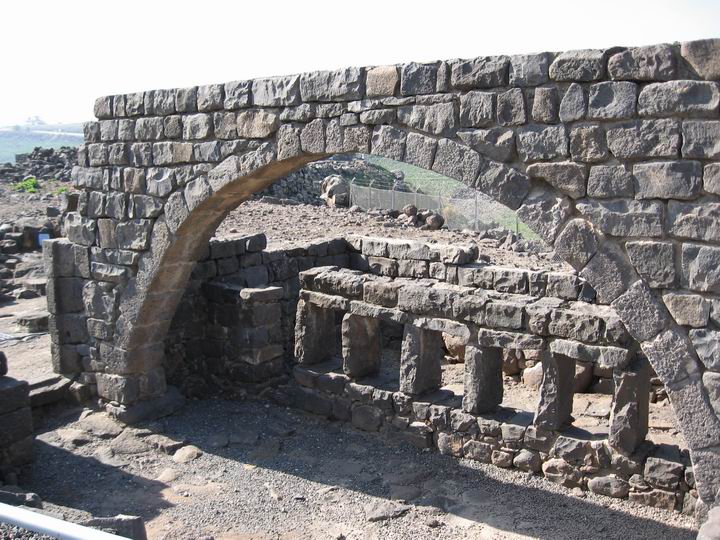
516,125,568,162
236,110,280,138
588,82,637,119
690,329,720,371
681,38,720,79
633,161,702,200
223,80,251,109
587,476,630,498
606,120,680,159
197,84,224,112
516,186,572,244
534,351,575,430
576,199,664,237
542,458,582,488
639,80,719,117
625,241,676,289
611,280,669,342
681,243,720,293
370,125,405,161
608,44,676,81
342,313,381,378
586,165,634,198
252,76,300,107
399,325,443,395
526,162,587,199
705,163,720,196
366,65,399,98
663,292,710,328
404,132,436,169
569,124,607,163
352,404,383,432
549,49,606,81
400,63,437,96
553,219,598,270
510,53,551,86
682,120,720,159
559,83,587,122
579,243,636,304
513,449,541,472
431,139,480,184
397,102,456,136
457,128,515,162
668,201,720,242
532,87,559,123
459,91,494,127
294,299,336,365
496,88,526,126
300,68,364,102
608,356,650,454
474,161,531,211
463,345,503,414
450,57,509,89
642,327,701,388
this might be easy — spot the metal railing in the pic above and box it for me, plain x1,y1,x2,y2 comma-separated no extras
0,502,125,540
349,181,519,234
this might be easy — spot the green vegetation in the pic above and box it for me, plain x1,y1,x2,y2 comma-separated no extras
13,177,41,193
364,154,461,195
55,186,69,195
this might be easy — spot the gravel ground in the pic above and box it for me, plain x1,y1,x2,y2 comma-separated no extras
217,200,570,273
10,399,696,540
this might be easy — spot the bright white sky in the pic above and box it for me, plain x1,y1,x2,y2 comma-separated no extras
1,0,718,126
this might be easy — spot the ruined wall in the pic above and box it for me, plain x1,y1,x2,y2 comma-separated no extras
44,38,720,515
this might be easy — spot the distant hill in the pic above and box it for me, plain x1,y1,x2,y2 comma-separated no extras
0,122,84,163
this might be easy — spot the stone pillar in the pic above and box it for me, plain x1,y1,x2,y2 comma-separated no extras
294,298,337,365
534,349,575,430
0,367,33,483
609,354,650,454
463,344,503,413
399,324,443,396
341,313,382,377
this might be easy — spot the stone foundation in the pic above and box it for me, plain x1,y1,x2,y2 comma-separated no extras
0,362,33,484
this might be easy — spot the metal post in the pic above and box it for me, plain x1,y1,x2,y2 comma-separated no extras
474,192,479,231
391,184,395,210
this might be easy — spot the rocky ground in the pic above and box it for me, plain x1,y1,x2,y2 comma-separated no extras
12,399,696,540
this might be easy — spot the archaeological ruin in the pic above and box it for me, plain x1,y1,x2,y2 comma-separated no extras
40,38,720,527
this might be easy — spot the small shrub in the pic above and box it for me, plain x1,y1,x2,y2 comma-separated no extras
13,177,40,193
55,186,69,195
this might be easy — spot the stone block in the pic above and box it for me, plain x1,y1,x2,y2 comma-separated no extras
690,329,720,371
366,65,399,97
579,243,637,303
625,240,675,288
431,138,480,184
404,132,437,169
496,88,526,126
457,127,515,162
669,201,720,243
399,325,443,396
300,67,364,101
549,49,606,81
397,102,457,136
531,86,559,123
608,44,676,81
0,407,32,448
516,124,568,162
341,313,382,378
252,76,300,107
588,81,637,119
639,80,719,116
575,199,664,237
550,339,630,369
609,356,650,454
681,38,720,79
663,292,710,327
462,345,503,414
474,160,530,210
294,299,336,365
534,350,575,430
681,243,720,293
399,62,437,96
553,219,598,271
606,119,680,159
0,378,29,416
459,91,494,127
633,160,702,200
642,327,701,389
569,124,607,163
526,162,587,199
236,110,280,138
611,280,670,342
559,83,586,122
509,53,551,86
516,185,573,244
450,56,508,89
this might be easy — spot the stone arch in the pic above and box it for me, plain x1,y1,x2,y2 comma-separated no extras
49,40,720,515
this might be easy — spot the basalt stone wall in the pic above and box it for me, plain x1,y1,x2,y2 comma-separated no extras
0,368,33,484
44,38,720,517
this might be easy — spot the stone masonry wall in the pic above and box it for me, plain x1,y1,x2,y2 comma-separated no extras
45,38,720,517
0,352,33,484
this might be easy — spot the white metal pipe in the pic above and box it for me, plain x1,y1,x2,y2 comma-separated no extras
0,502,125,540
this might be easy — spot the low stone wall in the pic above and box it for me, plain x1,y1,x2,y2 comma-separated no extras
0,353,33,484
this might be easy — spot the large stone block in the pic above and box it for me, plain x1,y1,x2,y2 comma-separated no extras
0,377,29,416
549,49,606,81
553,218,598,270
399,325,443,396
681,38,720,79
681,243,720,293
516,125,568,162
559,83,586,122
575,199,664,237
633,161,702,200
300,67,364,101
690,329,720,371
681,120,720,159
642,326,701,388
588,82,637,119
526,162,587,199
223,80,251,109
509,53,552,86
431,139,480,184
668,201,720,242
294,299,336,365
463,345,503,414
608,44,676,81
450,56,509,89
474,161,530,210
399,62,437,95
496,88,526,126
586,165,634,198
534,350,575,430
606,119,680,159
625,241,676,289
531,87,559,123
579,243,637,304
516,185,572,244
569,124,607,163
639,80,719,116
252,75,301,107
457,127,515,162
459,91,494,127
0,407,32,448
398,102,456,136
404,132,437,169
609,355,650,455
366,65,399,97
663,292,710,328
236,110,280,138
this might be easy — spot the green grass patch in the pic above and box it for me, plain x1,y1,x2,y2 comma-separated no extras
13,177,41,193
